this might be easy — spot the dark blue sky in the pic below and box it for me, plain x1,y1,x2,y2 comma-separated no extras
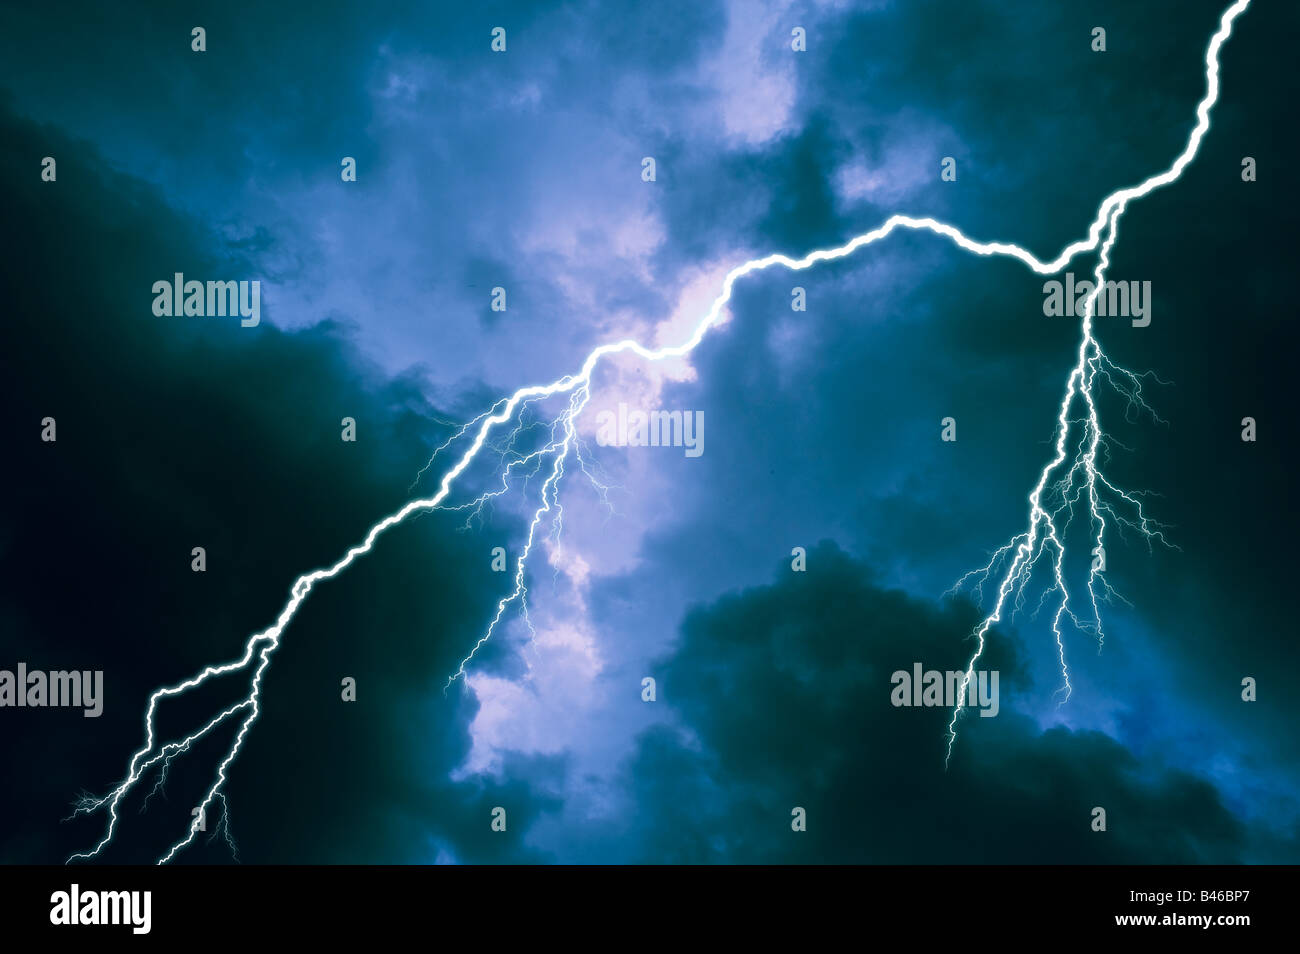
0,0,1295,863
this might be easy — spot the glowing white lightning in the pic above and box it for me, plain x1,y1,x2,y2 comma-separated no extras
69,0,1250,862
943,0,1248,761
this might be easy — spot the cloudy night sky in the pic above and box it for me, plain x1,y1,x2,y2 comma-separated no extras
0,0,1296,864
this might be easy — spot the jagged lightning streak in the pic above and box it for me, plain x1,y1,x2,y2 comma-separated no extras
69,0,1250,861
943,0,1248,762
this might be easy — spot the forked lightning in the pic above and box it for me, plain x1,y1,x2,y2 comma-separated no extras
68,0,1252,862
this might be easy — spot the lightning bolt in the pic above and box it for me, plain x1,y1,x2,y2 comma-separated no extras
943,0,1248,762
68,0,1251,861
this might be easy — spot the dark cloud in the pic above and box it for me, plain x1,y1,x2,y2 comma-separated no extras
0,103,552,863
618,542,1265,863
